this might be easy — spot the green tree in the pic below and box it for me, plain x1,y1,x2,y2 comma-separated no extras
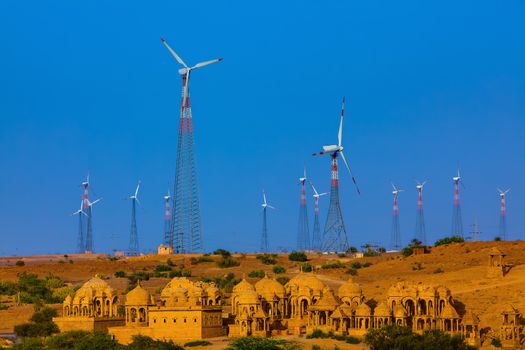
46,330,92,350
226,336,301,350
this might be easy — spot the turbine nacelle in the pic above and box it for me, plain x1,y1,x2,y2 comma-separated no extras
321,145,343,154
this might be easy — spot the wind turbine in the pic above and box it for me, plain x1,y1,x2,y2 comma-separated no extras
309,180,328,251
451,168,464,238
313,97,360,252
313,97,360,194
297,166,310,251
261,190,275,252
161,38,222,254
128,181,141,256
415,180,428,245
498,188,510,240
163,190,172,248
390,182,404,251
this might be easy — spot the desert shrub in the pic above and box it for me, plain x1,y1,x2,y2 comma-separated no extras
321,261,345,269
401,239,423,257
0,281,17,295
190,256,214,265
217,256,240,268
45,275,64,289
248,270,266,278
351,262,362,269
168,268,191,278
15,307,59,338
434,236,465,247
348,246,358,253
201,273,240,293
166,258,175,266
226,336,301,350
68,331,120,350
256,254,277,265
16,260,25,267
306,330,359,344
128,335,184,349
300,262,313,272
494,236,502,241
46,330,91,349
491,337,502,347
363,262,372,268
155,264,173,273
114,270,126,278
288,251,308,262
311,346,321,350
17,273,58,304
306,329,329,339
272,265,286,274
213,249,231,258
365,324,475,350
52,287,75,303
345,268,358,276
276,276,290,285
433,268,444,274
184,340,212,347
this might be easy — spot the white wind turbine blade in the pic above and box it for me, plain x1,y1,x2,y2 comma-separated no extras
267,205,276,210
160,38,188,67
191,58,223,70
89,198,102,207
263,191,267,205
391,182,398,192
497,187,503,194
319,192,329,196
339,151,360,194
505,188,511,194
135,181,141,198
309,180,319,196
338,97,345,147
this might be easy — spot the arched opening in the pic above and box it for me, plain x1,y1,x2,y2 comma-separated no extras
418,300,427,315
139,308,146,323
300,299,309,317
130,308,137,322
404,299,415,317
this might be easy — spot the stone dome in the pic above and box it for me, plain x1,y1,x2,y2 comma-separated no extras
255,275,286,298
286,272,325,293
374,302,391,317
462,310,480,325
238,289,259,304
125,282,151,306
355,303,372,317
233,279,256,294
337,278,362,299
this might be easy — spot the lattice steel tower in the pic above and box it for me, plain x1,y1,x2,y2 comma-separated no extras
73,174,101,253
297,168,310,251
161,38,222,253
260,190,275,252
390,182,404,251
310,180,328,251
451,170,464,237
72,199,86,253
498,188,510,240
313,98,360,252
128,181,140,256
163,190,172,247
414,181,427,245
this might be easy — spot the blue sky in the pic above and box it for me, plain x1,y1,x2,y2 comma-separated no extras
0,1,523,255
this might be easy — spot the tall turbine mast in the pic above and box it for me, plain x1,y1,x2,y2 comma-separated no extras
261,190,275,252
451,169,464,237
163,190,171,247
415,180,428,245
71,200,87,253
309,180,328,251
313,97,360,252
498,188,510,240
128,181,141,256
297,167,310,251
161,38,223,254
390,182,404,251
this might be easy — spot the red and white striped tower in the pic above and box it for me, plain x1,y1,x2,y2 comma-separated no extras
297,168,310,251
414,181,427,245
161,38,222,254
451,171,463,237
498,188,510,240
390,183,403,251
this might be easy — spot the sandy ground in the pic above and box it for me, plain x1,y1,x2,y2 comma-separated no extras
1,241,524,348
